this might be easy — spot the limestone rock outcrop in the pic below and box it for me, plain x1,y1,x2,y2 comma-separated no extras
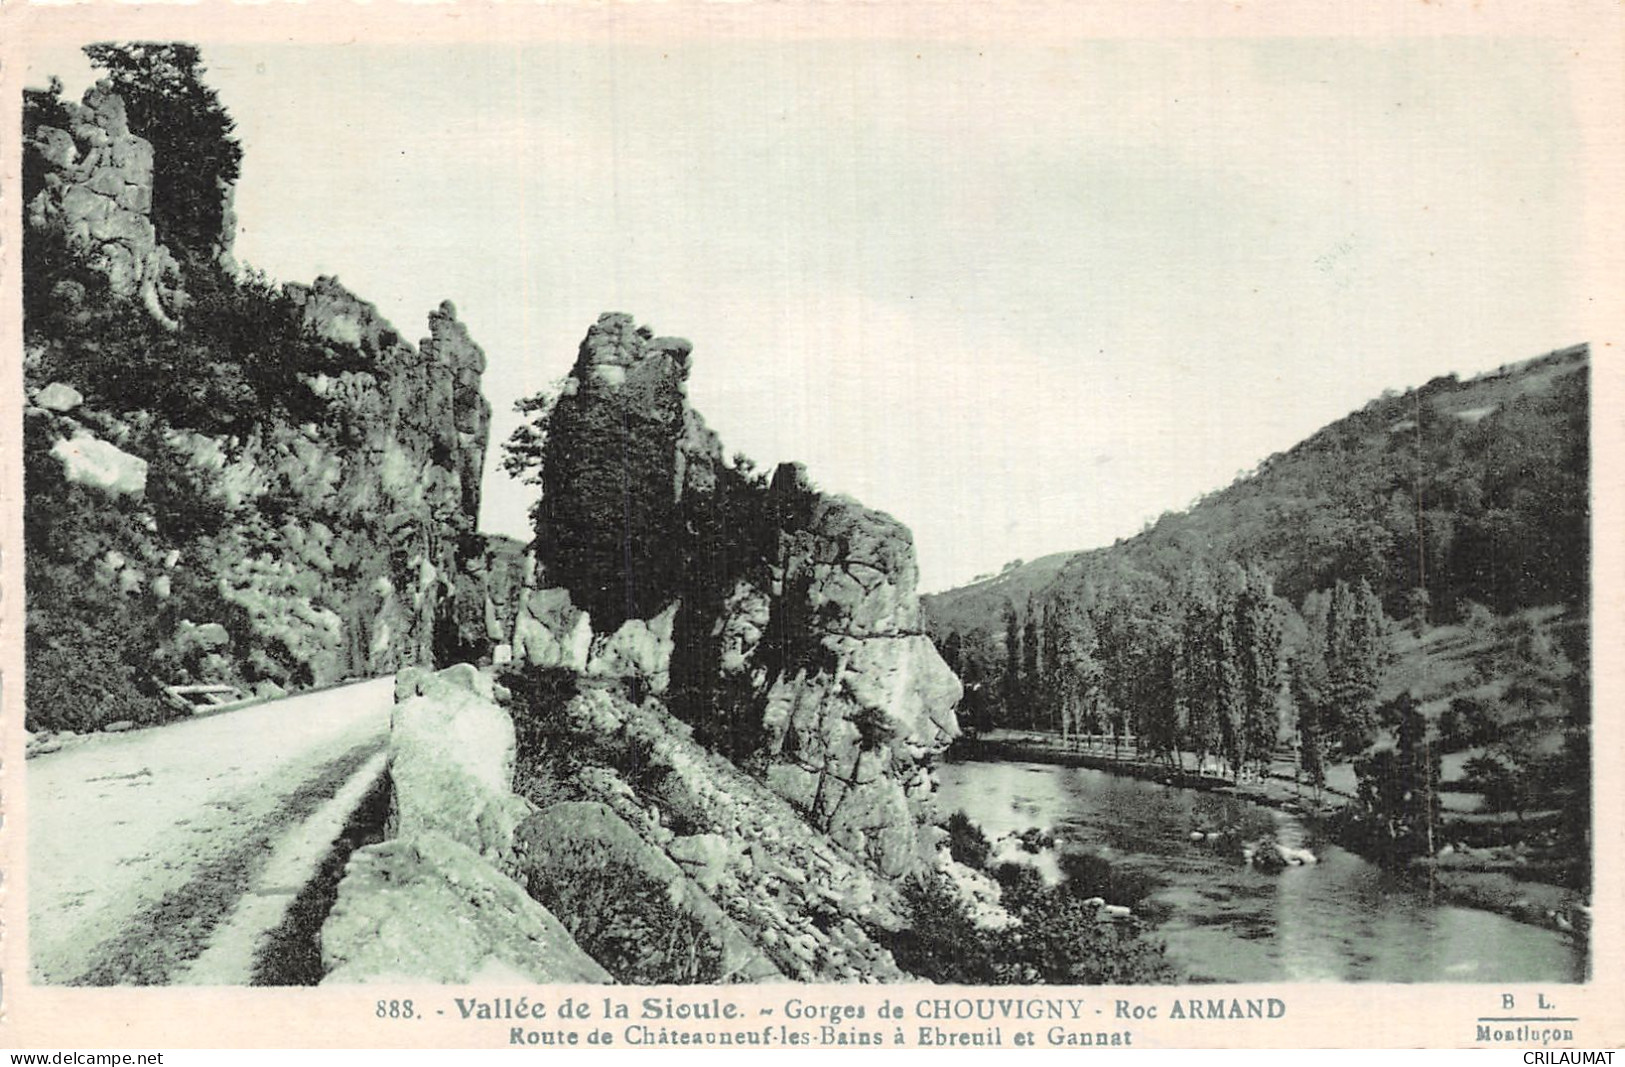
321,831,610,985
751,471,962,876
152,280,493,689
322,664,607,985
387,664,532,862
496,312,962,879
23,80,494,711
514,685,914,982
535,313,722,627
25,84,189,327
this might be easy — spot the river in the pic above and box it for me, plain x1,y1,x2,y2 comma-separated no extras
935,758,1584,983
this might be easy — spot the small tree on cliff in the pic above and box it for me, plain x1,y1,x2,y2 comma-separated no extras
84,43,242,266
501,386,560,531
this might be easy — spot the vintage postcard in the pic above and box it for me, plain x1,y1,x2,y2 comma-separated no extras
1,0,1621,1052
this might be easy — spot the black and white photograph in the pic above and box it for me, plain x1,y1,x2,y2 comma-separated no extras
3,1,1621,1052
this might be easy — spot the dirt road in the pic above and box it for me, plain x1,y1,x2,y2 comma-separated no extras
26,677,395,985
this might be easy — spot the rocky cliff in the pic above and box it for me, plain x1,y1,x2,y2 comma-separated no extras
25,67,983,984
323,662,925,984
483,313,962,879
23,84,188,326
22,79,490,730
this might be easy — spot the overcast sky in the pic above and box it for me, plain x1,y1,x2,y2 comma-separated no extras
30,37,1587,592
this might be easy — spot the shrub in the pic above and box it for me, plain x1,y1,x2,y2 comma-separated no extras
498,666,581,767
1056,850,1157,908
23,419,173,732
882,875,1006,984
1438,695,1500,752
1460,754,1525,815
527,861,723,984
944,810,991,870
25,580,170,732
878,813,1179,985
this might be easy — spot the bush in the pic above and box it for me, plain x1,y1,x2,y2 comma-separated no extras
23,419,173,732
944,810,991,870
882,875,1006,984
498,666,582,767
527,861,723,984
1459,754,1525,815
25,582,170,732
1439,695,1500,752
1056,850,1157,908
885,864,1178,985
878,813,1179,985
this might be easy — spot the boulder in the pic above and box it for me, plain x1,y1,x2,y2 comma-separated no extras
254,679,288,700
50,433,148,497
320,832,611,985
586,601,677,693
515,801,783,982
387,664,530,861
35,382,84,412
1277,844,1317,867
1240,838,1316,873
666,832,738,893
512,587,592,672
181,621,231,650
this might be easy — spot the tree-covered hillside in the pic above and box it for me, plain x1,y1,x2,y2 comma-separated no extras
927,344,1587,699
925,346,1590,877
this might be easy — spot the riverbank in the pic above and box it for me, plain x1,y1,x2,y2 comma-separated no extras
945,733,1588,947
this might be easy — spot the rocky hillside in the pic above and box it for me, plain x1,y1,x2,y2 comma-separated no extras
27,50,1186,988
316,314,983,984
322,663,931,983
23,73,491,731
314,311,993,984
474,313,963,879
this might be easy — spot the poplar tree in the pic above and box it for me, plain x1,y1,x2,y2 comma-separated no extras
1176,568,1223,774
1233,566,1286,780
1324,578,1389,756
1289,642,1330,795
1047,592,1102,747
1022,599,1044,731
1002,602,1023,728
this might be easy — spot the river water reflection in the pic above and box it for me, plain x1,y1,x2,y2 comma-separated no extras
934,759,1584,983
